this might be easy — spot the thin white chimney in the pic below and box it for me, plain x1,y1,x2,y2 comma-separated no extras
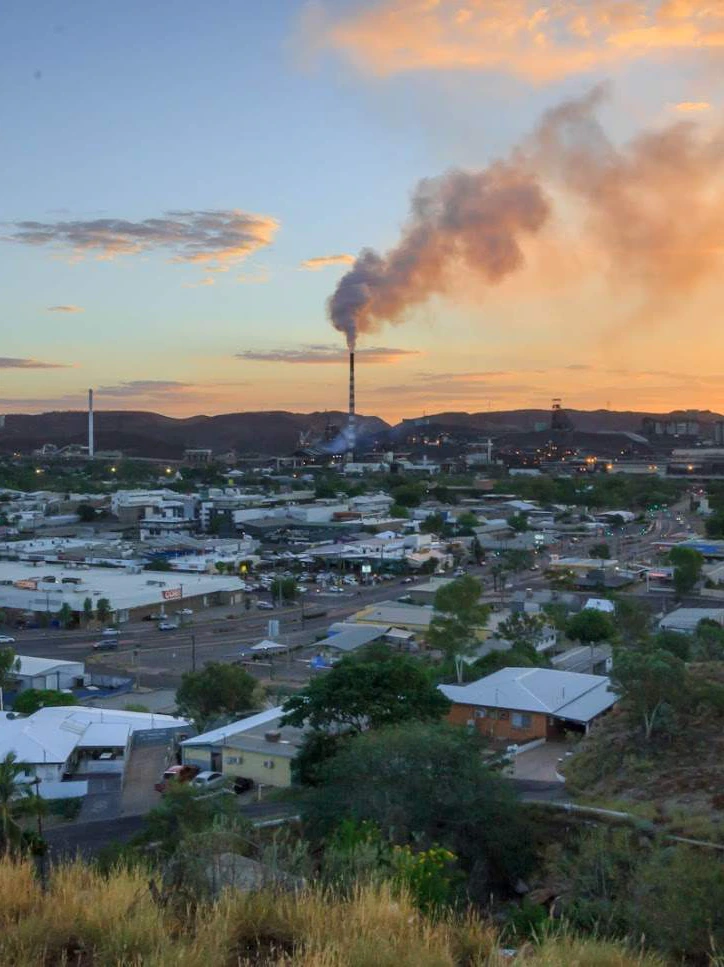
88,388,94,459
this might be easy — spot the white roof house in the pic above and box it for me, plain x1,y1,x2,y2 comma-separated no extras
0,706,188,784
440,667,616,726
13,655,85,692
583,598,616,614
659,607,724,634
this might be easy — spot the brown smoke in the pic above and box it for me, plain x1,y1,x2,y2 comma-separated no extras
329,163,550,349
330,88,724,348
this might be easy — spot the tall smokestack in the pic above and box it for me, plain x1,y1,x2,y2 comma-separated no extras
348,351,355,460
88,388,94,459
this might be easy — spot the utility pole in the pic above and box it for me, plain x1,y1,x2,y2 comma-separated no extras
190,632,197,672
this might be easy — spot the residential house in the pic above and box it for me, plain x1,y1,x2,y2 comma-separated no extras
180,707,303,789
440,667,617,742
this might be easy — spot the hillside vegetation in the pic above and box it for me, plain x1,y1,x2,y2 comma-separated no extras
0,855,670,967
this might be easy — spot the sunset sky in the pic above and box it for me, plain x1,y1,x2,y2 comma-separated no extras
2,0,724,422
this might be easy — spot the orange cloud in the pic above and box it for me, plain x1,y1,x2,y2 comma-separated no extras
46,304,84,313
310,0,724,81
672,100,712,112
300,254,356,270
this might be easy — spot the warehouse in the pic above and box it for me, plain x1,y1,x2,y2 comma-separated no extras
0,561,247,625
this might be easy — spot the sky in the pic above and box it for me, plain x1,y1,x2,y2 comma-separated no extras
1,0,724,422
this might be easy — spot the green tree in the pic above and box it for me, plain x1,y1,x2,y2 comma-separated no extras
652,628,691,662
614,598,651,647
58,602,73,629
691,618,724,661
566,608,615,645
704,513,724,539
506,512,529,533
82,597,94,624
95,598,112,625
498,611,548,651
610,647,685,741
589,542,611,559
455,511,479,534
282,653,450,734
389,503,410,519
175,662,258,731
145,559,172,572
76,503,97,523
271,576,297,603
0,752,30,851
390,483,425,508
502,549,534,574
420,512,446,535
301,723,530,894
0,648,19,693
12,689,78,715
669,546,704,598
428,576,490,665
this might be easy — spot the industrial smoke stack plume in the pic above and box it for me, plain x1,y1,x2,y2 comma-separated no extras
88,388,94,460
348,350,355,458
327,85,724,350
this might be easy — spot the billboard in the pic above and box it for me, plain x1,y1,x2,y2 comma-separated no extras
13,579,38,590
162,587,183,601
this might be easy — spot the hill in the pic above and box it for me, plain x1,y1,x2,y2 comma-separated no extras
0,410,389,460
0,406,722,458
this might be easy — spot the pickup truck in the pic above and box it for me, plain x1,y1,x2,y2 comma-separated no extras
154,764,199,793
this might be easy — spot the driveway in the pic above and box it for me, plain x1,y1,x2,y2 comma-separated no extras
513,741,568,783
75,775,123,823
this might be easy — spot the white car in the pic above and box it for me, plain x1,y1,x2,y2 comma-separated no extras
191,771,225,789
0,635,15,644
257,601,275,610
102,628,121,637
177,608,194,616
158,621,179,631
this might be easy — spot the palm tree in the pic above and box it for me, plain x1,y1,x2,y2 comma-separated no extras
0,752,31,852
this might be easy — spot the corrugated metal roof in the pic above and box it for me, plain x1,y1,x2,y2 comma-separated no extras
440,667,616,722
181,706,284,747
319,625,389,653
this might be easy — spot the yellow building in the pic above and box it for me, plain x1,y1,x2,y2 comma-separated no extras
181,707,302,789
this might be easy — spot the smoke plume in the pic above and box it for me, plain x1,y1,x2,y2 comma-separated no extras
330,88,724,348
329,164,550,349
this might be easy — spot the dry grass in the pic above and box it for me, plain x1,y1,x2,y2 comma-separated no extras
0,855,670,967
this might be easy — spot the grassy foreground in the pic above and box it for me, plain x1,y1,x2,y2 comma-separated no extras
0,855,672,967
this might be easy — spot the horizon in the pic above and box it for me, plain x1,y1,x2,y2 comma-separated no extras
2,3,724,421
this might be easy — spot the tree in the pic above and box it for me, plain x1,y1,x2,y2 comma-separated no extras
95,598,112,625
691,618,724,661
82,597,94,624
12,689,78,715
145,559,172,572
669,546,704,598
455,512,479,534
502,549,534,574
498,611,548,651
271,577,297,603
428,576,490,665
389,503,410,519
281,653,450,734
0,752,30,851
566,608,615,645
175,662,258,731
0,648,19,693
589,542,611,559
76,503,96,523
614,598,651,647
506,512,529,533
390,483,424,508
610,647,686,741
301,723,530,893
653,629,691,662
421,512,446,535
58,602,73,629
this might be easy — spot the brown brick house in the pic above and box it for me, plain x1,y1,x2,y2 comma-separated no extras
440,667,617,742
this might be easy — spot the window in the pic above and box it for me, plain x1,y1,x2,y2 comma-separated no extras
511,713,532,729
226,756,243,765
474,709,486,719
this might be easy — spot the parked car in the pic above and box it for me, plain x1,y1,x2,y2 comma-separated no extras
154,764,199,793
233,776,254,795
191,771,225,790
92,639,118,651
257,601,274,610
159,621,179,631
102,628,121,637
0,635,15,644
398,594,413,604
401,577,414,585
177,608,194,616
453,568,466,577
